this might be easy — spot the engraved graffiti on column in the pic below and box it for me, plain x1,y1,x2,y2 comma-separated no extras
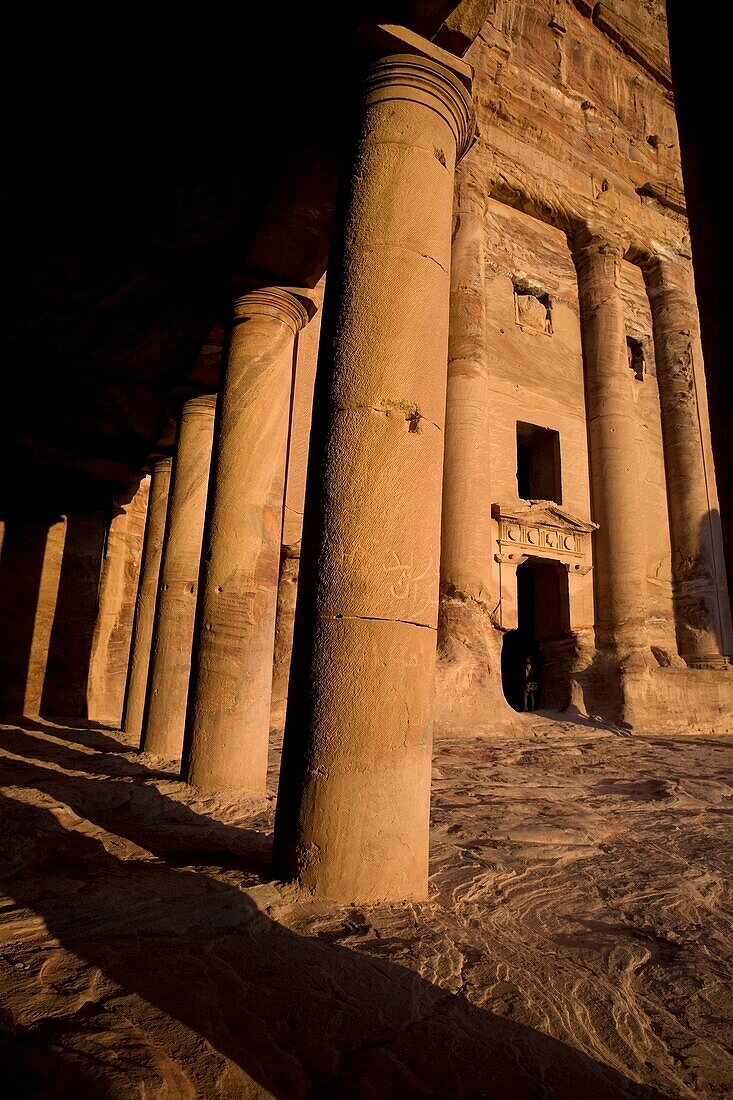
273,28,476,903
383,550,435,621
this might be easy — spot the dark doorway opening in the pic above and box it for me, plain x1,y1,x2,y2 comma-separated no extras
516,422,562,503
626,336,646,381
501,557,571,712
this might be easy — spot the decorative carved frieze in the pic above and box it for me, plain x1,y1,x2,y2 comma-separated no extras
492,501,597,573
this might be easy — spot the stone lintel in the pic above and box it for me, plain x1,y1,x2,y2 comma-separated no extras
492,501,597,565
359,22,474,90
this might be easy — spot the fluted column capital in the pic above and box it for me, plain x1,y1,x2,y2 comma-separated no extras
232,287,318,335
359,24,475,162
151,455,172,476
364,54,475,161
180,393,217,421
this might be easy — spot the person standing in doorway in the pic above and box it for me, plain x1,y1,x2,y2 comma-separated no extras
523,654,539,712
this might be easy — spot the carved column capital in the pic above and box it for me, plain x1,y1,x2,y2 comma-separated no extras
363,46,475,162
232,287,318,335
494,552,528,566
151,456,172,477
570,224,627,264
181,392,217,418
642,253,697,307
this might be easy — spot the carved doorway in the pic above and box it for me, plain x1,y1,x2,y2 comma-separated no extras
501,557,571,711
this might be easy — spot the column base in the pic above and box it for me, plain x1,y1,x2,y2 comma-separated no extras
274,617,434,905
683,654,731,671
564,646,733,734
434,588,515,732
620,664,733,734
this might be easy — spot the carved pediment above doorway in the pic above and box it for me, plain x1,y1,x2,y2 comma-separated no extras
492,501,597,572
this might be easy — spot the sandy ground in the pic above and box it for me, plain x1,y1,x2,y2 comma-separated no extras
0,714,731,1099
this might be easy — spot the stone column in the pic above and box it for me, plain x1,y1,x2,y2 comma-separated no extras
182,289,315,794
122,457,172,739
140,394,215,759
644,257,732,666
273,27,474,903
41,509,107,717
437,163,507,722
572,235,648,654
271,281,325,726
87,476,150,726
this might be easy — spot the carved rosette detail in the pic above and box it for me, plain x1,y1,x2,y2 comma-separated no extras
363,53,476,162
232,288,316,335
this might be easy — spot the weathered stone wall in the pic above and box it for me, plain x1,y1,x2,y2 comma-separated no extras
483,199,594,639
470,0,681,235
271,0,730,732
459,0,732,726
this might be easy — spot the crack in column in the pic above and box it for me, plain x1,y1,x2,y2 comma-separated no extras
326,613,433,630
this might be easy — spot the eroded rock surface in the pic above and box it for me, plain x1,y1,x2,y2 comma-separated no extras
1,716,730,1097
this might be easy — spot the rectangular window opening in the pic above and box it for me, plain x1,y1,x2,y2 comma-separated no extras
516,421,562,504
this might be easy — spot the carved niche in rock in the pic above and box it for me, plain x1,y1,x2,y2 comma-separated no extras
513,282,553,335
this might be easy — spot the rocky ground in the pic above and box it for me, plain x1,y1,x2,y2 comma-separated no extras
0,714,731,1098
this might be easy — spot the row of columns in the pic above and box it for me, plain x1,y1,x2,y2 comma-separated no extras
120,28,475,902
573,233,732,670
116,25,730,904
183,289,316,794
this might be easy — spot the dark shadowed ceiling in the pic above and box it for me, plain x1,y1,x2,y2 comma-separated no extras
3,0,728,548
2,3,485,507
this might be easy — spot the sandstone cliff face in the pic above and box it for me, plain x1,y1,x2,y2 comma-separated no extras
269,0,727,731
470,0,682,242
456,0,714,679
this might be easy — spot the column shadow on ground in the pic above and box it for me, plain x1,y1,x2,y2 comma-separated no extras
5,714,134,754
0,726,671,1099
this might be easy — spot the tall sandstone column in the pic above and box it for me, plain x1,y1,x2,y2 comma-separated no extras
644,257,733,667
437,163,506,722
123,457,172,739
182,289,315,793
140,395,215,758
87,477,150,725
273,27,474,903
271,283,325,725
573,234,648,656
